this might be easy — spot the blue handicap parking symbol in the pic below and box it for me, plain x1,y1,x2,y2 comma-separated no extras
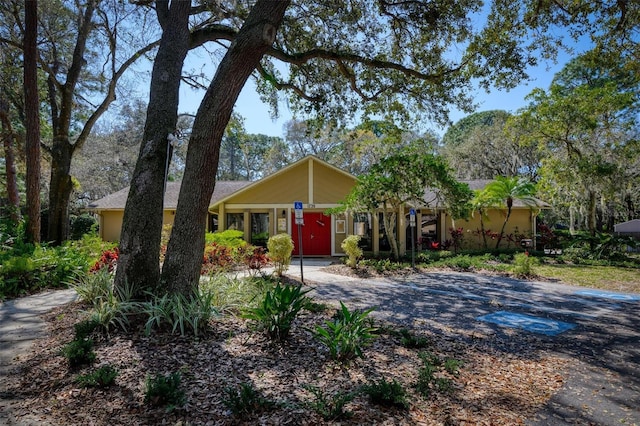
477,311,576,336
575,289,640,302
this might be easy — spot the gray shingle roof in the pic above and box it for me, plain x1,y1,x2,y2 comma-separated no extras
87,180,251,210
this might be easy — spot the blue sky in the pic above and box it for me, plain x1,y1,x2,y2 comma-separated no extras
177,36,590,139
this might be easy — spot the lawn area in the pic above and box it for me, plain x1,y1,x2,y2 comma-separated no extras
536,264,640,294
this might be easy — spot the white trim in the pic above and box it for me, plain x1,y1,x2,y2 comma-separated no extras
309,158,314,205
224,203,340,209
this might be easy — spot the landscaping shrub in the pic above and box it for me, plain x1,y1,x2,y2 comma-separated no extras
397,328,430,349
0,242,94,300
239,245,269,276
205,229,246,248
267,233,294,276
359,258,407,274
414,351,459,397
512,252,539,277
361,377,410,409
200,274,271,314
71,268,114,304
144,372,186,412
341,235,362,268
303,384,355,421
69,214,98,240
202,242,235,274
75,365,118,388
313,302,376,363
61,338,96,369
143,289,218,337
222,382,276,416
243,282,311,341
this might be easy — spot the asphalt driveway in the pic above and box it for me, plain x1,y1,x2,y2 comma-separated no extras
291,264,640,426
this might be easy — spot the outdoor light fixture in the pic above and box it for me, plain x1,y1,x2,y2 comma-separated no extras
282,209,286,217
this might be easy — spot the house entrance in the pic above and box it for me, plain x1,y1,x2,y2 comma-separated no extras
291,212,331,256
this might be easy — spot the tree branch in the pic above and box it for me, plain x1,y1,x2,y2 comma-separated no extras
255,63,321,102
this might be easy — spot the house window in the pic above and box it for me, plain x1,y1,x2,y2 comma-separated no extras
251,212,269,247
353,213,372,251
226,213,244,232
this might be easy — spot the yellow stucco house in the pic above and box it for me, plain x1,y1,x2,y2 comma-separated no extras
88,155,547,256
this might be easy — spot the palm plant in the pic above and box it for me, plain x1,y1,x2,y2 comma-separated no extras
481,176,537,249
471,189,493,249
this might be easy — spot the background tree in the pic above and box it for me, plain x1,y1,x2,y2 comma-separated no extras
0,96,21,224
441,110,540,180
217,113,285,181
23,0,40,242
480,176,537,249
513,50,640,235
0,0,159,244
71,101,148,206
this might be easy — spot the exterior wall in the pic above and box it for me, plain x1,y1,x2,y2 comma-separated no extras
313,161,355,204
98,209,176,242
333,213,348,255
98,210,124,242
443,208,535,249
231,162,309,204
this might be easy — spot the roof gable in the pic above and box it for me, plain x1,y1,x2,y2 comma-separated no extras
209,155,356,208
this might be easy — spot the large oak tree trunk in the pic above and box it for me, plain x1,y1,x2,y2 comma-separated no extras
161,1,290,295
24,0,41,242
115,1,191,297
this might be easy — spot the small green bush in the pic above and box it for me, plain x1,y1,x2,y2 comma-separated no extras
144,372,186,412
75,365,118,388
361,377,409,409
222,382,276,416
70,214,98,240
414,351,459,397
303,384,355,421
87,280,138,334
341,235,362,268
512,252,539,277
61,338,96,369
267,233,294,276
313,302,376,363
205,229,246,248
360,258,407,274
243,283,311,341
397,328,430,349
74,318,100,340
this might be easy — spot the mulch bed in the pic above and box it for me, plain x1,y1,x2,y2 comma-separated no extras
2,271,568,425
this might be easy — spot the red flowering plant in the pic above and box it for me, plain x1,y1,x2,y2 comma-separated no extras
448,227,464,254
90,247,119,273
201,242,235,275
239,245,269,276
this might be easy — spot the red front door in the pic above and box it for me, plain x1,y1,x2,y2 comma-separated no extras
291,212,331,256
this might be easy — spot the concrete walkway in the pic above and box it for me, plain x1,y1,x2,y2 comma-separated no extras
0,289,77,425
1,263,639,425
